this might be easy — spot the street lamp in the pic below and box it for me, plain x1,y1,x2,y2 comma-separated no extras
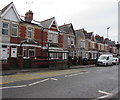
107,27,110,38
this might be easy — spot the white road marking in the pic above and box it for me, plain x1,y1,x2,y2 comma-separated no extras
64,73,83,77
0,85,27,89
64,71,89,78
28,78,49,86
98,90,112,95
97,90,112,99
50,78,58,81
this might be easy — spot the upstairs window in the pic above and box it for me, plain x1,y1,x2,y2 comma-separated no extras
49,33,53,42
68,37,74,45
12,24,18,37
28,27,33,38
2,22,9,35
48,31,58,43
71,38,74,45
54,34,58,43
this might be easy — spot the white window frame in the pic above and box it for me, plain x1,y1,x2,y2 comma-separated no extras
23,47,27,57
54,33,58,43
49,32,53,42
11,24,18,37
2,22,9,36
48,30,58,43
28,48,35,57
28,27,33,38
68,37,70,45
50,53,58,59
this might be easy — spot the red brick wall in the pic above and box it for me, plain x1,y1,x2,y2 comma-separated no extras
88,42,91,50
19,25,26,38
95,43,98,49
43,31,48,46
58,34,63,48
36,47,41,57
11,37,19,44
34,28,42,45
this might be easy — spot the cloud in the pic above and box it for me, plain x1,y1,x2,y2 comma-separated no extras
0,0,118,42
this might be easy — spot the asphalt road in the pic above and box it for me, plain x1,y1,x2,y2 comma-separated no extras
2,65,119,99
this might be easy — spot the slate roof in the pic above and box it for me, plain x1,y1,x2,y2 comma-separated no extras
75,29,84,37
85,32,93,39
95,35,104,43
40,17,55,29
59,23,75,35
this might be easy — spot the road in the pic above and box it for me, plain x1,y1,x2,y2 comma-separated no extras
2,65,119,99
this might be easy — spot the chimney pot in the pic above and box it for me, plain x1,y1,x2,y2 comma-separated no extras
25,10,33,22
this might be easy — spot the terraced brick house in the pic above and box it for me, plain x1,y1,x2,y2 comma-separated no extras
1,2,68,70
40,17,68,69
59,23,76,65
75,29,86,59
84,32,97,60
0,2,21,69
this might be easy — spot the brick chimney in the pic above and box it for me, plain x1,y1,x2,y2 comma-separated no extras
25,10,33,22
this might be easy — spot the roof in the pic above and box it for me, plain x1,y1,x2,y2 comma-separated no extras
85,32,93,39
20,39,39,45
0,2,21,21
59,23,75,35
1,2,13,15
95,35,104,43
40,17,55,29
19,15,42,27
75,29,85,37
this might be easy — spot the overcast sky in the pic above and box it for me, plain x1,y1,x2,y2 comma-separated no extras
0,0,119,42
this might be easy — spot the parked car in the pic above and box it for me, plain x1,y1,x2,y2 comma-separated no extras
113,57,119,65
97,54,113,66
82,58,88,65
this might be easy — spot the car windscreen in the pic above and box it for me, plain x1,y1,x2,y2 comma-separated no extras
99,56,107,60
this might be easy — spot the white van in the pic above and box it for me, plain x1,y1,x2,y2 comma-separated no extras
97,54,113,66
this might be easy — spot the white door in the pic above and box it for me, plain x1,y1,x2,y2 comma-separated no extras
2,48,8,60
11,47,17,57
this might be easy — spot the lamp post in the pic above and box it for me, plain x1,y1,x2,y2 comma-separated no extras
107,27,110,38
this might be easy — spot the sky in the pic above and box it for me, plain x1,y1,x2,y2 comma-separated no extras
0,0,119,42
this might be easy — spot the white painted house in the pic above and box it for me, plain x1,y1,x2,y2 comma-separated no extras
0,2,21,60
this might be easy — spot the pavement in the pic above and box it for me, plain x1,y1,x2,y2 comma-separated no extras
1,64,95,76
0,64,95,85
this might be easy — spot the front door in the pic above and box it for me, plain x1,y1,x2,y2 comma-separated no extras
11,47,17,58
2,47,8,60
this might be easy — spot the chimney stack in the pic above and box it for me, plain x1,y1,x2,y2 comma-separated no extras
25,10,33,22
